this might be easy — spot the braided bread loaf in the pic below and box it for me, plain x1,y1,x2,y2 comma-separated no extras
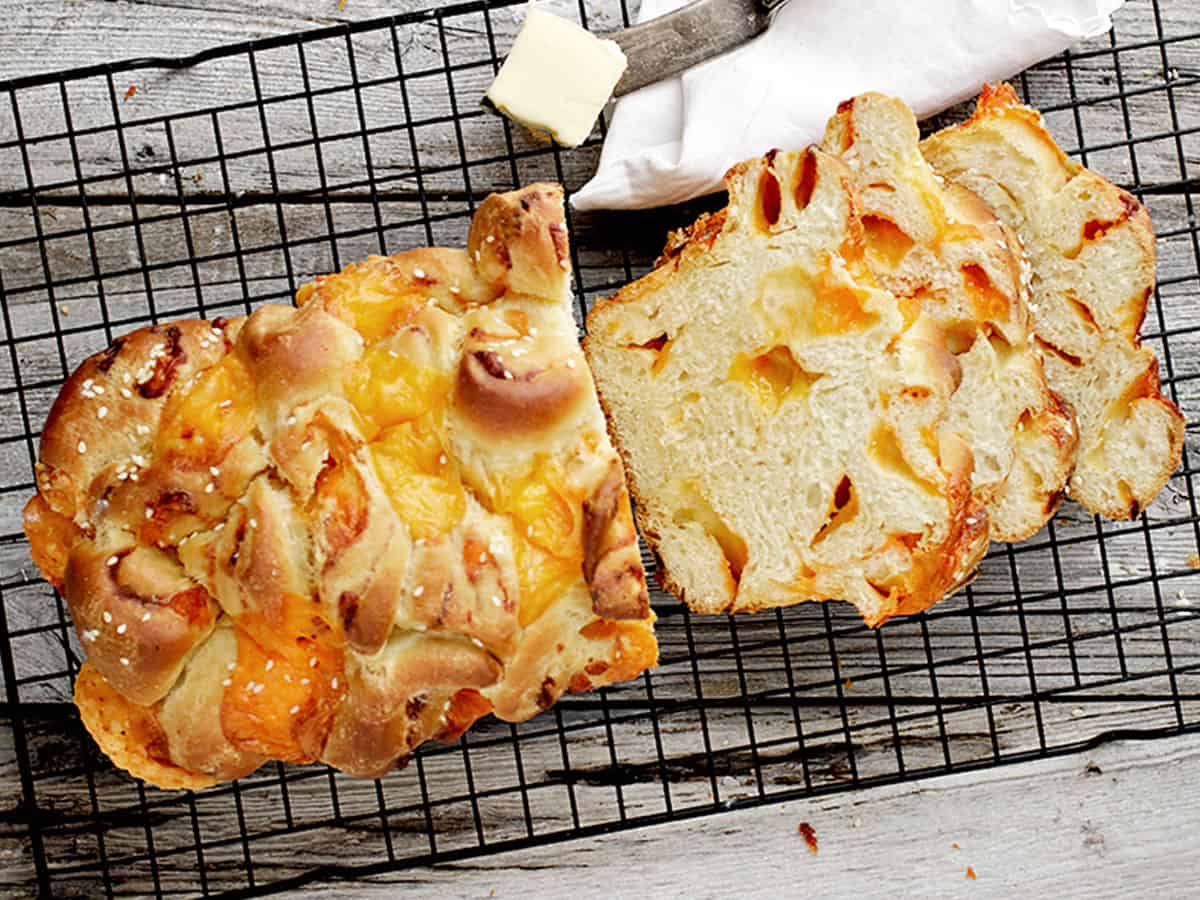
23,184,655,788
922,84,1184,518
585,147,989,623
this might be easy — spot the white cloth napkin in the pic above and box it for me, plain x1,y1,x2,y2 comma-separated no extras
572,0,1125,211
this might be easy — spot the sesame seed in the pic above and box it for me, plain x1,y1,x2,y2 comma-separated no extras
131,454,146,466
265,659,274,671
414,537,425,546
120,657,130,666
97,406,108,419
121,388,133,399
106,555,119,566
137,426,149,437
142,612,151,622
526,524,534,537
215,522,225,531
450,285,461,295
252,682,265,694
492,595,502,607
93,385,105,395
330,677,339,690
116,624,127,635
83,379,94,389
438,453,447,465
413,267,427,280
529,327,539,336
486,234,496,244
300,677,311,686
309,657,318,668
478,552,487,563
473,249,481,261
301,440,312,450
205,483,215,494
413,585,425,597
443,699,452,712
219,399,232,408
286,415,297,426
289,705,301,715
209,466,220,477
283,673,292,683
470,637,485,649
248,518,258,528
102,611,113,623
128,473,138,482
83,630,97,642
566,358,576,369
511,347,527,357
77,440,87,454
222,678,232,687
227,662,236,671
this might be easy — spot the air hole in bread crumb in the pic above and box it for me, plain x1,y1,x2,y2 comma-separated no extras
869,423,940,496
757,168,782,230
626,333,673,375
794,150,819,212
943,321,980,356
811,475,858,545
675,487,748,584
1064,293,1101,333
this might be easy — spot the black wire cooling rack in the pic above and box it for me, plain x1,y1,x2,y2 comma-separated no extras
1,0,1198,895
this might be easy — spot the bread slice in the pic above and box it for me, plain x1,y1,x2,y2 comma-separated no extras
922,83,1184,519
822,93,1078,542
585,147,990,624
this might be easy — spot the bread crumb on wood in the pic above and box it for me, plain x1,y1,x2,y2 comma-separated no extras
1188,553,1200,570
952,842,961,849
124,85,137,101
966,866,977,880
797,821,818,854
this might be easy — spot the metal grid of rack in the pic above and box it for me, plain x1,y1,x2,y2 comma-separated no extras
0,0,1198,895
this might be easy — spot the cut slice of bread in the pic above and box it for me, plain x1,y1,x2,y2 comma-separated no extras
585,147,989,624
822,93,1078,542
922,83,1185,519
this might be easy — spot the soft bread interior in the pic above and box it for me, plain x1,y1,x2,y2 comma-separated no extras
823,93,1077,541
586,148,989,625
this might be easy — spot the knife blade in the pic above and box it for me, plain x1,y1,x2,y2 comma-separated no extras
610,0,781,97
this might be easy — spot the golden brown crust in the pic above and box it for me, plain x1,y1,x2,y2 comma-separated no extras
75,662,225,791
582,459,650,620
27,183,655,789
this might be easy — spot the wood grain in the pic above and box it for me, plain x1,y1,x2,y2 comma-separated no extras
0,0,1199,898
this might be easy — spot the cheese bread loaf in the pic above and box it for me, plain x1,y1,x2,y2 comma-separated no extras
585,147,989,623
922,84,1184,519
23,184,655,788
823,93,1078,541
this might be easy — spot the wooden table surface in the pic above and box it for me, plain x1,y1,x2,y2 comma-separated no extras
2,1,1199,897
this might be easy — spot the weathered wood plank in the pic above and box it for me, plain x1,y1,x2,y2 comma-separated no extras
2,712,1197,897
0,2,1196,202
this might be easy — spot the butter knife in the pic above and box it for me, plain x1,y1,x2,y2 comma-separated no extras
611,0,784,96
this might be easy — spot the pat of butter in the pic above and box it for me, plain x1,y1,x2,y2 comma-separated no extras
486,8,627,148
